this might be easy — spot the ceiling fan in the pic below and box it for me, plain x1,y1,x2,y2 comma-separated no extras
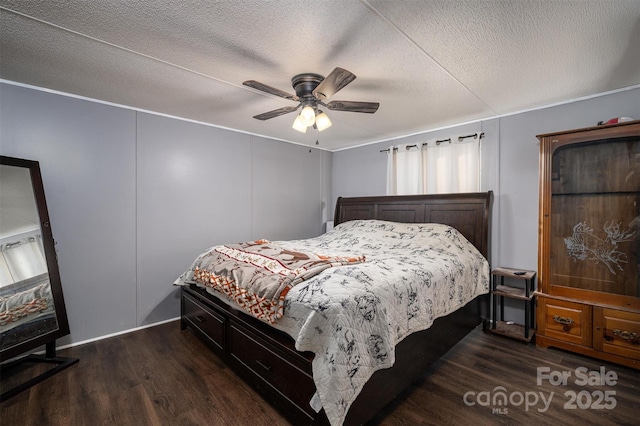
242,67,379,133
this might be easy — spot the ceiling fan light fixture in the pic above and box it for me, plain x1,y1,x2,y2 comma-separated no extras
246,68,378,134
300,105,316,127
292,115,307,133
315,111,332,131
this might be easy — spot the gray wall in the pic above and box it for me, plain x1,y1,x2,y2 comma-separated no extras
333,87,640,321
0,83,331,344
1,81,638,343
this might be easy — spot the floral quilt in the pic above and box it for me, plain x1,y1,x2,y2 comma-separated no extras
175,220,489,426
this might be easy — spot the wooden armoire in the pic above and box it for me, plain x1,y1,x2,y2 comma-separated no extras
536,119,640,369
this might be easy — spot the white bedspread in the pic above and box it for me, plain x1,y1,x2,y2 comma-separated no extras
176,220,489,425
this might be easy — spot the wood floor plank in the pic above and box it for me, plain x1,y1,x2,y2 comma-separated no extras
2,321,639,425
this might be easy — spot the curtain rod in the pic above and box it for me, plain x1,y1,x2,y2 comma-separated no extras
379,132,484,153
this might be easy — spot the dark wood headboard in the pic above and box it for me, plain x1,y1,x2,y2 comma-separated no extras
334,191,493,259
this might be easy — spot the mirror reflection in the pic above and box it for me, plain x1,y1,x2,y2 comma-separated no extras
0,164,58,352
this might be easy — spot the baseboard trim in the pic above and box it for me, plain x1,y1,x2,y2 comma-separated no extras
56,317,180,351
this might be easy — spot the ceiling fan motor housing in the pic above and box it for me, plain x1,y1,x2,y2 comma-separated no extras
292,73,324,100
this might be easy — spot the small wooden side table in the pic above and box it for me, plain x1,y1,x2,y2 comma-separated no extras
490,267,536,342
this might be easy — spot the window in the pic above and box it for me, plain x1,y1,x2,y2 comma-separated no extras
386,134,481,195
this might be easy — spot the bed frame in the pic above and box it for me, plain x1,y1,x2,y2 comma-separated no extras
180,191,492,425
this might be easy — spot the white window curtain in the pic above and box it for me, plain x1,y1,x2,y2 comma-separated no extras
386,135,481,195
0,236,47,285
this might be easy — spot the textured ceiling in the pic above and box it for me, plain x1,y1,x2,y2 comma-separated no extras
1,1,639,151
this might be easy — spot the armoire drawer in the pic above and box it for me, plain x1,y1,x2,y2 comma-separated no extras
183,292,226,353
540,298,592,347
229,321,316,417
594,308,640,361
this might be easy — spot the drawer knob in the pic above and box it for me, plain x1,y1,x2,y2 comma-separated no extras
612,329,640,345
195,315,206,323
552,315,574,332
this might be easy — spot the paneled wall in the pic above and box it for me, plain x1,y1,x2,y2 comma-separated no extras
0,83,331,344
1,84,139,341
1,81,638,343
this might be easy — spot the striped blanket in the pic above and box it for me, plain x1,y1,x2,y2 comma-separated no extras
184,239,365,323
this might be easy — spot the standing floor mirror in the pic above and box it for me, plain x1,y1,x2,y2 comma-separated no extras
0,155,78,401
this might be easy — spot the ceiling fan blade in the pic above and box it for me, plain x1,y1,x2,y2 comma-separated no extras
313,67,356,100
243,80,299,102
253,105,300,120
326,100,379,114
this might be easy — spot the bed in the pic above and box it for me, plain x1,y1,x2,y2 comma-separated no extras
0,274,57,350
176,192,492,425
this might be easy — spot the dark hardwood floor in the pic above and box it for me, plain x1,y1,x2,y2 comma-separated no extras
2,321,638,425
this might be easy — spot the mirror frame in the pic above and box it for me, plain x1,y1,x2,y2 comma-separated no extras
0,155,71,362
